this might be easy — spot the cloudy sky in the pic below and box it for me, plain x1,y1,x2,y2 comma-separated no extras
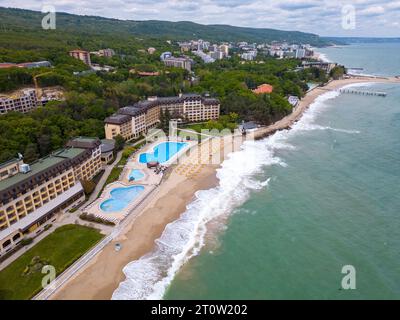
1,0,400,37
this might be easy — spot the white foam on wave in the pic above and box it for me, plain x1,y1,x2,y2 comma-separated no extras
317,52,331,63
111,85,365,301
341,82,379,90
112,139,284,300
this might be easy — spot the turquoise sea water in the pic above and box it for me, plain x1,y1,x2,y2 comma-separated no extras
139,142,187,164
112,44,400,300
318,43,400,77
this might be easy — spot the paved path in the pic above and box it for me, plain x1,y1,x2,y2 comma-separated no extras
87,150,123,204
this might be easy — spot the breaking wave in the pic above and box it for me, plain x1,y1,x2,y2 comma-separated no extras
111,85,364,300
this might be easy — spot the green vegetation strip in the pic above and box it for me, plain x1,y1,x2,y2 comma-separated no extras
0,224,103,300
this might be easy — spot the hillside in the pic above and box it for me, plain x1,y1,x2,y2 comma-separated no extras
0,7,329,47
0,7,333,164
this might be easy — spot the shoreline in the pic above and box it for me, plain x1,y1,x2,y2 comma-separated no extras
52,75,399,300
53,165,220,299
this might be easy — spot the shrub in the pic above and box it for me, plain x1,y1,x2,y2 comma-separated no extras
20,238,33,246
79,213,115,226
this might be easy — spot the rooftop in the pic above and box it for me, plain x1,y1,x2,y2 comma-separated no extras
66,137,101,149
69,49,89,53
53,147,86,159
0,155,66,193
104,114,131,125
0,137,99,203
101,139,116,153
252,84,274,94
0,158,21,170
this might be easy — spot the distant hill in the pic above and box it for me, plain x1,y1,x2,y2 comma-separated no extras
0,7,330,47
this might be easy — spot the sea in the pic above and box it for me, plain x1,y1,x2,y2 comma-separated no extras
112,42,400,300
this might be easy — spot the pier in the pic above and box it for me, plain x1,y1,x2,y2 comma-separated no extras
338,88,387,97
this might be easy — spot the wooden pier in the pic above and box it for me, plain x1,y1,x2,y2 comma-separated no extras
338,88,387,97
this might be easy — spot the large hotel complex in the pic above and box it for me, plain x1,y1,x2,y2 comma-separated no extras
0,137,102,257
104,94,220,140
0,92,220,257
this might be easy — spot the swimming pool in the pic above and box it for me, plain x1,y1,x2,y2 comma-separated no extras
128,169,145,181
100,185,145,212
139,141,188,164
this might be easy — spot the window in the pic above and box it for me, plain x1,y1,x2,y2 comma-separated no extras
12,233,21,242
2,239,11,248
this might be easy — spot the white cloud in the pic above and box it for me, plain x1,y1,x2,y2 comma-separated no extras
360,5,385,16
1,0,399,36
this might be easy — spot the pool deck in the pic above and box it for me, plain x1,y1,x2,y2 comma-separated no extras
83,138,195,222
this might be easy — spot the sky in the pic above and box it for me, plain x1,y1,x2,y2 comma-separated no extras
1,0,399,37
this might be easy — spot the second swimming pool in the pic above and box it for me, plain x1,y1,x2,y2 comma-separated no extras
100,185,145,212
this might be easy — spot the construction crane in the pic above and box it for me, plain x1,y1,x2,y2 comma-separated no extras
33,71,53,101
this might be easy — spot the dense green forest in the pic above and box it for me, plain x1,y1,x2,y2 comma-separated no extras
0,7,335,164
0,7,330,46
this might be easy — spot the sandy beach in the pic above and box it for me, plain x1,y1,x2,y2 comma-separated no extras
52,75,400,300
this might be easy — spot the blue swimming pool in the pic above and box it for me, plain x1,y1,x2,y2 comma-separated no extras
139,142,188,164
100,185,145,212
128,169,145,181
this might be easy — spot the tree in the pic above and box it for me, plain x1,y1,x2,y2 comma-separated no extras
330,66,346,80
229,112,239,123
37,134,52,157
114,135,125,151
81,179,96,195
24,143,39,163
159,109,171,133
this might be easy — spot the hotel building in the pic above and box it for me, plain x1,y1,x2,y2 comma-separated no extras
69,49,91,66
163,57,192,72
301,61,337,73
0,137,102,257
104,94,220,141
219,44,229,57
0,89,38,115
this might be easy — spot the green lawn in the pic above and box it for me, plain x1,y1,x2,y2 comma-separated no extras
0,224,103,300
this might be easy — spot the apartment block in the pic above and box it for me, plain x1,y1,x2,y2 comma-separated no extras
0,89,38,115
301,61,337,73
163,57,192,72
69,49,91,66
99,48,115,57
0,137,102,257
104,94,220,141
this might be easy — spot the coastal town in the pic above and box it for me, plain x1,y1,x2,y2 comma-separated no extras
1,6,399,302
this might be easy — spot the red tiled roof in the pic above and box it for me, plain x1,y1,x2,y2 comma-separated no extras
252,84,274,94
0,63,19,69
